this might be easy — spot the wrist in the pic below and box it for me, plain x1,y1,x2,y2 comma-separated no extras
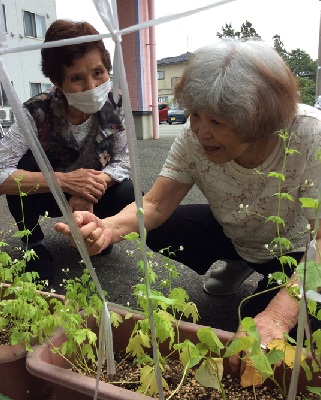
263,289,299,332
55,172,65,191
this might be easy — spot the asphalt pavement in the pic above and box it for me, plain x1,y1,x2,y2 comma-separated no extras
0,123,261,332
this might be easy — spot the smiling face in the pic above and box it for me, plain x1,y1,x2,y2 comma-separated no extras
57,49,109,93
190,111,251,164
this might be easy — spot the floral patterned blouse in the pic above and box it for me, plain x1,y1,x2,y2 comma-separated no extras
160,104,321,264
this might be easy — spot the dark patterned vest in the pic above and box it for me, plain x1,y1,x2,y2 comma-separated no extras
23,88,124,172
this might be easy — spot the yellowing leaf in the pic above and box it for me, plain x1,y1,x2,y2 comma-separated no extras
267,339,305,367
126,332,149,357
183,302,199,323
139,331,151,348
139,365,168,395
241,359,263,387
195,358,223,389
110,311,123,328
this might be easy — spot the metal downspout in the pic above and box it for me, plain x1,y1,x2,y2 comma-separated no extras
148,0,159,139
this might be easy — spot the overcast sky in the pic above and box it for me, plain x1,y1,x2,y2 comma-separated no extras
55,0,321,60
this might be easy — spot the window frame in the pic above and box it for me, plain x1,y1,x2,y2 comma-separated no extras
23,10,46,39
171,77,180,87
2,5,7,33
157,71,165,80
0,81,11,107
30,82,52,97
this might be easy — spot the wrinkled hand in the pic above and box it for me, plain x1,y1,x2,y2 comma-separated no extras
58,169,107,202
229,311,289,374
55,211,113,255
69,195,94,213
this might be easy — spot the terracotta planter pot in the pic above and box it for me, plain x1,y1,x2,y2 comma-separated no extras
0,341,56,400
0,286,65,400
26,305,321,399
25,306,231,399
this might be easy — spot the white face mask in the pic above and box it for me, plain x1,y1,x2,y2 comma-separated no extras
64,79,112,114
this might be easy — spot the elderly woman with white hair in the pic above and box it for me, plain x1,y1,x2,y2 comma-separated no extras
56,39,321,368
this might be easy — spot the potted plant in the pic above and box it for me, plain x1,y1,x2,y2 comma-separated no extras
0,181,65,400
26,238,321,399
26,247,235,399
24,130,321,399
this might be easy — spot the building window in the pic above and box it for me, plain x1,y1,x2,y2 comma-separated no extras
157,71,165,80
23,11,46,39
2,5,7,33
171,77,180,87
30,83,52,97
158,96,168,103
0,82,10,107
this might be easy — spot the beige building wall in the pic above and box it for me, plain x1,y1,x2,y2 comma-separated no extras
157,61,189,104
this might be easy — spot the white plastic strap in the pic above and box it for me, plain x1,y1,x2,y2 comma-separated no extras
0,0,237,57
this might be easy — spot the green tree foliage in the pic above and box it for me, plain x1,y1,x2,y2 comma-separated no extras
297,76,317,106
286,49,317,81
217,22,317,106
216,22,237,39
273,35,317,106
238,20,261,40
273,35,287,59
216,20,261,40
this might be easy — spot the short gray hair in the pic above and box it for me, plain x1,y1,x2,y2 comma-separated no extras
174,40,298,142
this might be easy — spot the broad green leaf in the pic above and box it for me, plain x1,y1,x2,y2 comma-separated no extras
12,229,31,238
123,232,139,241
296,260,321,292
224,336,255,357
241,317,256,330
307,386,321,395
272,236,292,250
249,353,273,380
154,311,174,344
74,329,91,345
278,256,297,268
177,340,204,369
266,216,285,226
169,287,188,304
148,293,175,305
87,330,97,345
195,358,223,389
267,171,285,181
241,317,260,341
197,327,224,353
266,349,284,365
81,343,95,360
301,359,313,381
285,148,300,156
0,252,11,266
273,192,294,201
299,197,318,209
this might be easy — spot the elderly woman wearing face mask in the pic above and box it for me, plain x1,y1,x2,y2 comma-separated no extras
0,19,134,282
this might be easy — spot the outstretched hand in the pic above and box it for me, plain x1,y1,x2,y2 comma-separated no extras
55,211,113,256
